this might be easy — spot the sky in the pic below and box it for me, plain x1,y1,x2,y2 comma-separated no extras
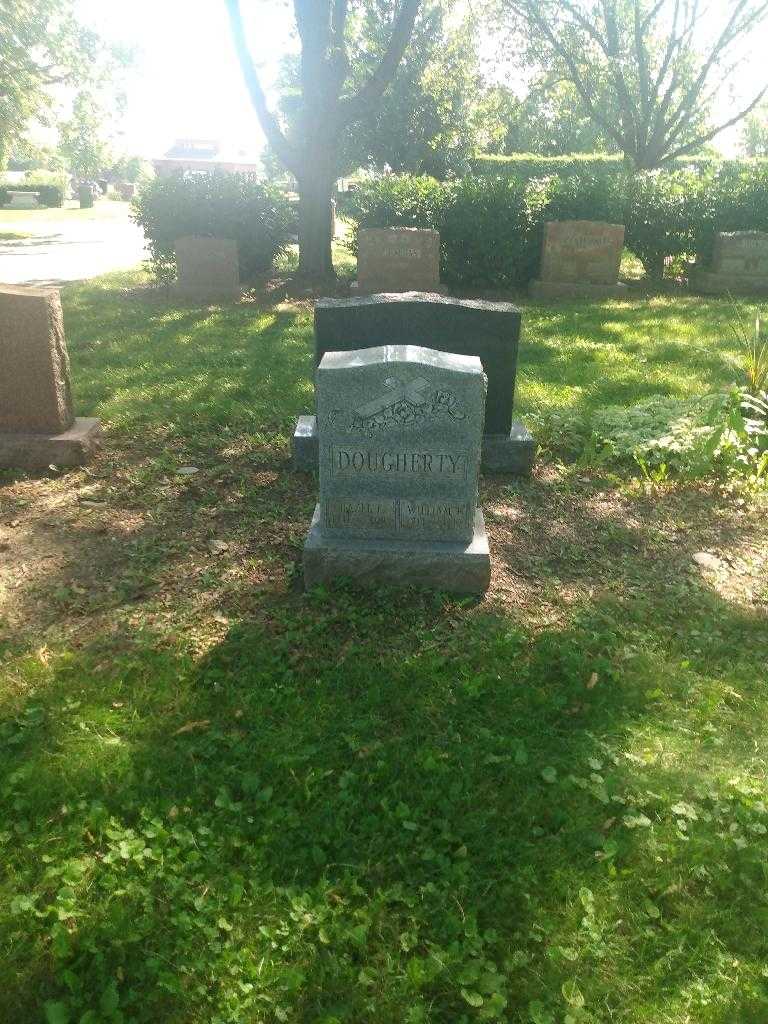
74,0,767,160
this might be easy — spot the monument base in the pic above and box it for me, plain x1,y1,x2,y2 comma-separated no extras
291,415,535,475
350,281,450,295
0,417,102,470
303,505,491,595
173,285,241,302
693,271,768,296
482,422,536,474
529,280,629,300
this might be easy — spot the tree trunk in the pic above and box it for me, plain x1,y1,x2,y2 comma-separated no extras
297,174,336,281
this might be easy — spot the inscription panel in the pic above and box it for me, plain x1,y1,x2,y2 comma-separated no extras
713,232,768,278
357,228,441,292
540,220,625,285
316,344,485,543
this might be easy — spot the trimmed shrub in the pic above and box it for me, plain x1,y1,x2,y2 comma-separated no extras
131,172,295,282
343,160,768,287
0,172,65,207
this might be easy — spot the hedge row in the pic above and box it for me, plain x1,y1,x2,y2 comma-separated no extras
131,172,295,282
469,153,768,180
341,164,768,286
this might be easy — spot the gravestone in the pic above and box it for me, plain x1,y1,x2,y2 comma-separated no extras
4,191,40,210
0,286,101,469
695,231,768,295
292,292,534,474
174,236,240,300
530,220,627,299
356,227,445,293
303,344,491,594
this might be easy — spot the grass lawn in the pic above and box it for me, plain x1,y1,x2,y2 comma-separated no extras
1,271,767,1024
0,200,133,233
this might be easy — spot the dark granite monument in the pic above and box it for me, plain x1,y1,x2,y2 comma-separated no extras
292,292,534,474
303,344,491,594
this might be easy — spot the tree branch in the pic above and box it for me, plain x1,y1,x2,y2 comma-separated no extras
224,0,297,172
337,0,420,126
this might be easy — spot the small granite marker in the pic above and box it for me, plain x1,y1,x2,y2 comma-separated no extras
0,285,101,469
303,344,491,594
695,231,768,295
530,220,627,299
174,236,240,300
355,227,446,293
292,292,534,475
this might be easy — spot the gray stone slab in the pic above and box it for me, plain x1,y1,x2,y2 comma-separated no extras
292,414,535,476
316,344,486,544
357,228,442,293
0,417,102,470
694,270,768,296
303,504,491,594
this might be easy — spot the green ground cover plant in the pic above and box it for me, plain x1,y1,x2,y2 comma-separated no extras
1,272,767,1024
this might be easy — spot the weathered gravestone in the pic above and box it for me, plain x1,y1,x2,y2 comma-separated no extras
4,191,41,210
530,220,627,299
174,236,240,300
303,344,491,594
0,285,101,469
292,292,534,474
355,227,445,293
695,231,768,295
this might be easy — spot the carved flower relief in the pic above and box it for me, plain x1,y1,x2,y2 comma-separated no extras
325,387,468,435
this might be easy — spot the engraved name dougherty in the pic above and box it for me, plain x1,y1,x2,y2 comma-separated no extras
302,344,491,594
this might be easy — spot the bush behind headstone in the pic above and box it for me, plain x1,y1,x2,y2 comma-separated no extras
131,172,295,283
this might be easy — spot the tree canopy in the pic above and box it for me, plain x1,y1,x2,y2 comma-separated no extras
500,0,768,168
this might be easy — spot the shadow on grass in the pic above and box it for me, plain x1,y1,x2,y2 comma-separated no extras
2,472,767,1022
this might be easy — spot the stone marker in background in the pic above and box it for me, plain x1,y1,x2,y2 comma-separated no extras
530,220,627,299
303,344,491,594
4,191,41,210
174,236,240,300
695,231,768,295
0,286,101,469
356,227,445,293
292,292,534,474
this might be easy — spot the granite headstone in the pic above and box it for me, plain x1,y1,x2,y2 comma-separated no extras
695,231,768,295
0,285,101,468
530,220,627,299
356,228,445,293
292,292,534,474
303,344,491,593
174,236,240,299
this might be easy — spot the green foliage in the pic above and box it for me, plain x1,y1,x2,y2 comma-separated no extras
58,90,113,180
0,179,65,208
345,159,768,285
741,101,768,157
130,172,295,283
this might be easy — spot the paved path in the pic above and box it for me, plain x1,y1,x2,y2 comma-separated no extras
0,206,147,287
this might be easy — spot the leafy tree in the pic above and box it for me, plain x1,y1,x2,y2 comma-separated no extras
742,101,768,156
226,0,420,281
58,91,114,180
500,0,768,168
479,80,616,155
0,0,110,169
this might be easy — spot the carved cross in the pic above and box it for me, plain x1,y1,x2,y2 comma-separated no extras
355,375,431,419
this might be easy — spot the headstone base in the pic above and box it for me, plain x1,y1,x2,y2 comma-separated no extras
351,281,449,295
482,422,536,474
173,284,241,302
0,417,102,470
693,271,768,296
529,280,628,300
303,505,491,595
291,415,535,475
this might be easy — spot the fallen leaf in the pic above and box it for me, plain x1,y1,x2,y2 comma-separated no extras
587,672,598,689
176,466,200,476
208,540,229,555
